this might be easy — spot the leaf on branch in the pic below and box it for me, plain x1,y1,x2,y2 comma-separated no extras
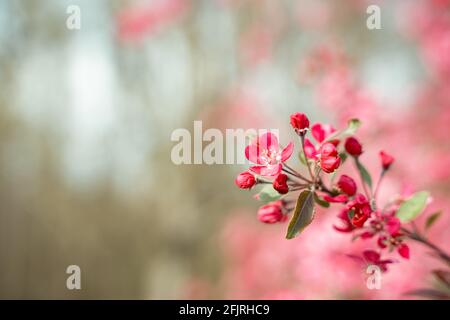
396,191,430,223
313,192,330,208
257,185,282,204
325,118,361,142
404,288,450,300
339,152,348,164
425,211,442,231
343,118,362,136
286,190,315,239
433,270,450,288
355,159,372,189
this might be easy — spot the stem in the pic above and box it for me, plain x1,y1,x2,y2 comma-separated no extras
289,186,306,192
402,227,450,265
354,157,370,200
289,181,308,188
283,163,312,183
300,135,315,181
373,170,385,201
318,178,334,196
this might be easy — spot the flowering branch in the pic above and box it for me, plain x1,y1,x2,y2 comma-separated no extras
234,112,449,294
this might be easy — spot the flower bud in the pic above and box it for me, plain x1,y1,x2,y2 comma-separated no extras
337,175,357,196
257,201,286,224
290,112,310,135
319,142,341,173
345,137,363,157
398,244,410,259
379,150,394,170
235,171,256,189
273,173,289,194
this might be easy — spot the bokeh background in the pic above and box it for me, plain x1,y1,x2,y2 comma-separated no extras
0,0,449,299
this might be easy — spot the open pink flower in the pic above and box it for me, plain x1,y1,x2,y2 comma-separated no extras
346,194,371,228
303,122,338,160
245,132,293,176
311,123,337,143
333,208,355,232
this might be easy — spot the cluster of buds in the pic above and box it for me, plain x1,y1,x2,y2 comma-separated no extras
235,112,436,273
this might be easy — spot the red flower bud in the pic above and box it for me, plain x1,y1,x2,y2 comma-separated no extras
319,142,341,173
337,175,357,196
398,243,410,259
379,150,394,170
257,201,286,224
290,112,310,135
235,171,256,189
273,173,289,194
345,137,363,157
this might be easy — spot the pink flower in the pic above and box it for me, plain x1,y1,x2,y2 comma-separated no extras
344,137,363,157
245,132,293,176
273,173,289,194
257,201,286,224
290,113,310,135
346,194,371,228
379,150,395,170
385,216,401,235
235,171,256,189
362,250,394,272
311,123,337,143
333,208,354,232
389,232,410,260
117,0,188,42
337,175,357,196
319,142,341,173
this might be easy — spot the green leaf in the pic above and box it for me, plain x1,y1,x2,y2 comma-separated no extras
425,211,442,230
433,270,450,288
343,118,361,136
257,185,282,204
355,159,372,189
313,192,330,208
339,152,348,164
325,118,361,143
286,190,315,239
396,191,430,223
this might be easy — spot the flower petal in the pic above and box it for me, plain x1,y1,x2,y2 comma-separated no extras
398,244,410,259
363,250,380,263
250,164,281,176
386,216,401,235
311,123,325,143
280,142,294,162
245,145,260,164
323,194,348,203
303,138,318,160
360,231,375,239
259,132,279,151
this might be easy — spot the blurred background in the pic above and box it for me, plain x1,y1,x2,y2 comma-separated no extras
0,0,449,299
